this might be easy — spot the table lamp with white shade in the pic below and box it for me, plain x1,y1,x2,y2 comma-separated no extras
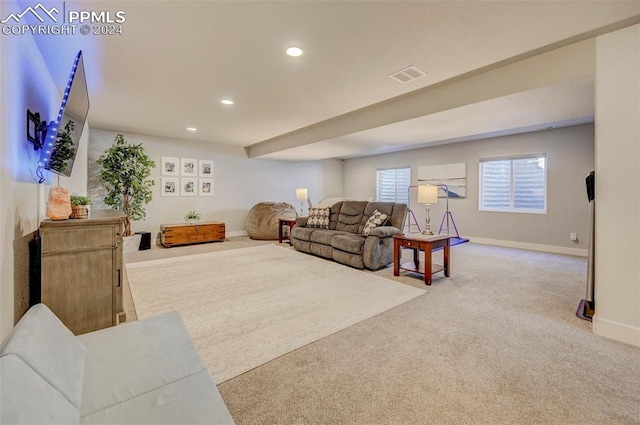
296,187,308,216
417,185,439,235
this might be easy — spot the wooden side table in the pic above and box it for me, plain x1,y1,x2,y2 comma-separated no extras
278,218,297,245
393,233,451,285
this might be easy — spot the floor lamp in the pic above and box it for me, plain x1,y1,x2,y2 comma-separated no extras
418,185,438,235
435,184,461,238
296,187,308,216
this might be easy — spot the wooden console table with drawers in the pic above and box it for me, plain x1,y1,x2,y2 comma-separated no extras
39,210,126,335
161,221,225,247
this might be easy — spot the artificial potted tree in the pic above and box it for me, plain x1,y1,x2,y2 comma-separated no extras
48,120,76,174
97,134,155,247
70,195,92,219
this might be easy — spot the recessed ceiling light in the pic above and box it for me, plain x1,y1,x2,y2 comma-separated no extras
286,46,303,57
187,127,197,132
220,99,234,105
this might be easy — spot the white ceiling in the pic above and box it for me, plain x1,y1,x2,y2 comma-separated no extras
83,1,640,161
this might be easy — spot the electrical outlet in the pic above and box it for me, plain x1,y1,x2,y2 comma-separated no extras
570,233,578,241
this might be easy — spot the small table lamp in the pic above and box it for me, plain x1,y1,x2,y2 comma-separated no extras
418,185,438,235
296,187,308,216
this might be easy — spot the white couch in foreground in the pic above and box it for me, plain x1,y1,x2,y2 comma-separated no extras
0,304,234,424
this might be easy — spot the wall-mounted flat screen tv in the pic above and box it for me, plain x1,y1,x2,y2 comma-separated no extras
39,51,90,177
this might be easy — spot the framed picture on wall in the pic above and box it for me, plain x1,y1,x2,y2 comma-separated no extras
199,160,214,177
417,163,467,198
161,157,179,176
181,177,197,197
181,158,197,177
199,178,214,196
161,177,179,197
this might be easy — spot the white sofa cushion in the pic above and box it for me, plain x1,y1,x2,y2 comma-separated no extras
79,370,234,425
0,303,86,411
1,355,80,425
77,311,233,423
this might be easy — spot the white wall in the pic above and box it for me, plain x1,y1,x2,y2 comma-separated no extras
0,0,52,338
0,0,8,339
593,24,640,347
0,0,90,339
88,129,343,240
344,124,595,255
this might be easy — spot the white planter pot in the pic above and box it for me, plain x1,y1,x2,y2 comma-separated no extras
123,234,142,254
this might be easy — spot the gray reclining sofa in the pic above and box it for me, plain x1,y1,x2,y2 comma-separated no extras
291,201,407,270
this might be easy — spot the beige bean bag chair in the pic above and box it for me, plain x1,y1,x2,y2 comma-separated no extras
246,202,297,240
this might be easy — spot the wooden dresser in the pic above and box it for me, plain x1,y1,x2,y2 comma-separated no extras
161,221,225,247
39,210,125,335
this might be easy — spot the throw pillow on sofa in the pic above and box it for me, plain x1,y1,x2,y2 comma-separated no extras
307,207,330,228
363,209,389,236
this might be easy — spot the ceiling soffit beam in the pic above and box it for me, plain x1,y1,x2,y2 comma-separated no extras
246,38,596,159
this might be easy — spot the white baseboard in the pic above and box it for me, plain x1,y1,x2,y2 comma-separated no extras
226,230,248,238
593,315,640,347
467,236,588,257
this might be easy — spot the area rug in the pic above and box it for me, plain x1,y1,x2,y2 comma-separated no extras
126,244,426,383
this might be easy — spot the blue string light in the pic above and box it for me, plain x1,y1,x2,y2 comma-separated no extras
38,51,83,168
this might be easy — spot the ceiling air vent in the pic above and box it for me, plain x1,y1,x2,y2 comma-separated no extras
388,65,427,84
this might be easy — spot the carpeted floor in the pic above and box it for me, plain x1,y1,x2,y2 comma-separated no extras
126,245,425,383
124,238,640,424
121,237,273,322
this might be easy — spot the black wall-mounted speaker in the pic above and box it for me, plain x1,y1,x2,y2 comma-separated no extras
136,232,152,251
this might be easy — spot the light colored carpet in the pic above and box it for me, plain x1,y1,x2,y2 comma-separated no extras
218,243,640,425
126,244,426,383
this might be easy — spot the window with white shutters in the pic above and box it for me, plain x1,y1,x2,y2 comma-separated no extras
376,167,410,204
479,155,547,213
